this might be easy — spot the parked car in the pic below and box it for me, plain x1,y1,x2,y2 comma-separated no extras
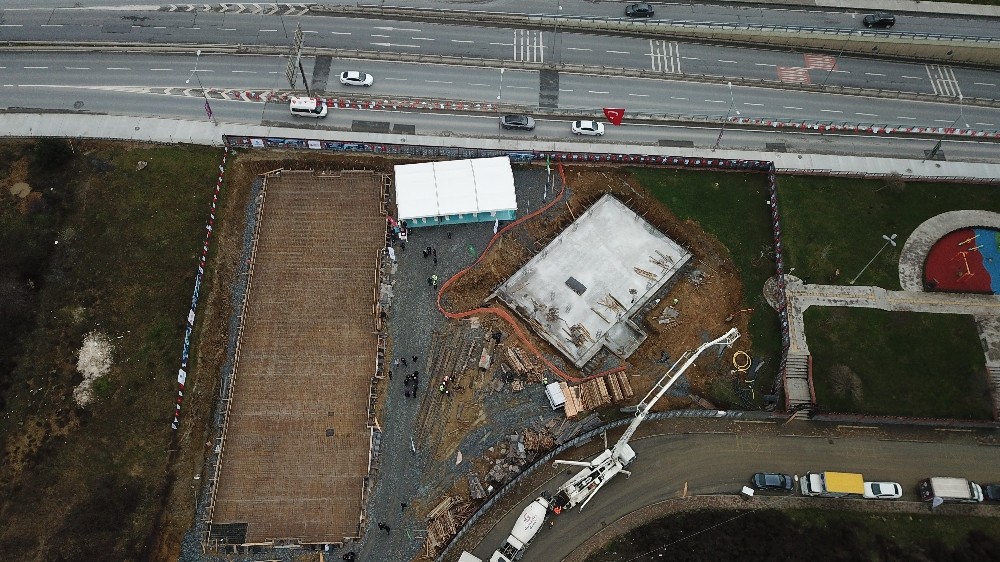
863,481,903,499
340,71,374,87
862,12,895,28
985,484,1000,501
625,3,655,17
571,120,605,136
752,472,794,492
500,114,536,131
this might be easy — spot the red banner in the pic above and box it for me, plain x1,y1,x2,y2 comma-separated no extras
603,107,625,126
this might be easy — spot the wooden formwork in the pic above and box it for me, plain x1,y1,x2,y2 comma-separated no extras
208,170,386,545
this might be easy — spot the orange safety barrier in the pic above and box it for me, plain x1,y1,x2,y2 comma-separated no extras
434,163,625,384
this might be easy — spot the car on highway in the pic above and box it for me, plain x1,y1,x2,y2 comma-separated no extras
862,12,895,29
625,3,655,17
500,114,536,131
571,120,605,136
752,472,794,492
985,484,1000,501
288,96,328,118
340,71,374,87
863,481,903,499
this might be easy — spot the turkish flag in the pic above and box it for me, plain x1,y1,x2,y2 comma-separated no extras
603,107,625,126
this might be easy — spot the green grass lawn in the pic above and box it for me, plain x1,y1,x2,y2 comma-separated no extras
587,508,1000,562
805,307,991,419
777,175,1000,290
631,168,781,406
0,141,221,559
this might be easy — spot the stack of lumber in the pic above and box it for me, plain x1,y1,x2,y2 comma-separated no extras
503,346,545,382
558,373,634,419
467,473,486,500
424,497,470,557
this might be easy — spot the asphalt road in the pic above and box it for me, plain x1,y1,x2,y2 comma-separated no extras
4,1,998,40
3,53,997,127
2,7,999,99
469,420,1000,562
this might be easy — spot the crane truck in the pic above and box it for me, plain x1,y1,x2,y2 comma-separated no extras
550,327,741,512
456,328,741,562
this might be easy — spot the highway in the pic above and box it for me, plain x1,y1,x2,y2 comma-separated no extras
3,51,998,160
2,7,999,98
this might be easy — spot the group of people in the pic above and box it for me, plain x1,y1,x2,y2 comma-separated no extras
422,245,438,264
394,356,421,399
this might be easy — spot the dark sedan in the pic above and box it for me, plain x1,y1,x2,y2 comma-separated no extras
862,12,895,28
752,472,794,491
500,114,536,131
625,3,655,17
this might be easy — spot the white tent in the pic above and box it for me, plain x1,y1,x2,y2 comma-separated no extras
394,156,518,227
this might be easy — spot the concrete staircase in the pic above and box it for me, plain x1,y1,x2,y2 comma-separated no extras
784,351,813,411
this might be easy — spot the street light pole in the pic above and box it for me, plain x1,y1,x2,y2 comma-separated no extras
850,233,897,285
496,68,505,142
926,93,966,161
185,50,217,126
713,81,740,150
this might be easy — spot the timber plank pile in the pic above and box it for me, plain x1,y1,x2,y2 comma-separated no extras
558,372,634,419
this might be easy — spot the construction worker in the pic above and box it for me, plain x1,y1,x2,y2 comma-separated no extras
430,274,438,287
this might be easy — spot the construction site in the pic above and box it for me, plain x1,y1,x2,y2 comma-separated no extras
205,169,389,547
198,153,750,561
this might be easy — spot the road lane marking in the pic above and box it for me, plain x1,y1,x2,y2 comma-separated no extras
628,93,649,97
468,83,491,86
974,82,996,86
864,72,886,76
66,67,90,70
589,90,610,94
567,47,592,51
373,27,421,32
705,99,726,103
744,102,764,106
649,40,681,73
412,37,435,41
451,39,474,43
755,63,776,67
371,34,391,38
856,112,878,117
606,50,630,54
975,122,995,126
783,106,804,110
370,42,420,48
426,80,454,84
897,116,917,120
231,70,257,74
670,96,688,100
900,75,922,80
718,60,738,63
24,66,49,69
149,68,173,71
819,109,843,113
331,31,351,35
383,77,407,81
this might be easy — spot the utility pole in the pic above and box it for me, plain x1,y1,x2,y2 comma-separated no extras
285,23,310,96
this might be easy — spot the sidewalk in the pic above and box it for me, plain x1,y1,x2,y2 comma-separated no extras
3,113,1000,182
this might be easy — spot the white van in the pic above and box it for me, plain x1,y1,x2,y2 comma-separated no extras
289,96,328,118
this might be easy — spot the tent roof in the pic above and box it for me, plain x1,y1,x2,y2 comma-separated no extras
394,157,517,220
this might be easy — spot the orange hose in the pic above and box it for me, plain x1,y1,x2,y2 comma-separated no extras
435,163,625,383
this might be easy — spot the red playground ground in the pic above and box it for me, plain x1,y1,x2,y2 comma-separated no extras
924,228,1000,294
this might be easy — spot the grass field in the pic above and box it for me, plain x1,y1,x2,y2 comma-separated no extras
0,141,220,560
804,307,992,419
632,168,781,406
586,508,1000,562
777,175,1000,290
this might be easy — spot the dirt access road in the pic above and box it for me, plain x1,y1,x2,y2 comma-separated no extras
467,417,1000,561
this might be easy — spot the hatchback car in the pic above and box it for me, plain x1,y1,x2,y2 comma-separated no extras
340,71,374,87
625,3,655,17
500,114,536,131
571,120,605,136
752,472,794,491
862,12,895,28
985,484,1000,502
863,481,903,499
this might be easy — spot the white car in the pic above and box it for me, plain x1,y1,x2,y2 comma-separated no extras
863,481,903,499
571,120,605,136
340,71,374,87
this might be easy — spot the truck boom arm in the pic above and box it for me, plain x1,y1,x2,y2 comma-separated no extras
612,328,740,455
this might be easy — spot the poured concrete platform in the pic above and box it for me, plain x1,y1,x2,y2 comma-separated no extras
494,195,690,368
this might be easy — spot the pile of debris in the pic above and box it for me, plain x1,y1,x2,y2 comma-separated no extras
503,345,546,383
424,496,472,558
559,372,634,418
